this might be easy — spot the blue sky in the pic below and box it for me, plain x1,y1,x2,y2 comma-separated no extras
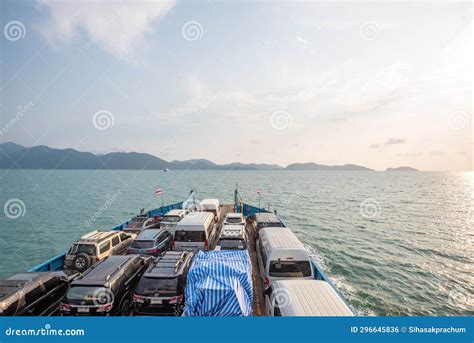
0,0,472,171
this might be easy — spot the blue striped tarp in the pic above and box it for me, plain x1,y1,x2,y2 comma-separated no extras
184,250,253,316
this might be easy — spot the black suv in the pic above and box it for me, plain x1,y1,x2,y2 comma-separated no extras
61,255,150,316
133,251,193,315
0,271,77,316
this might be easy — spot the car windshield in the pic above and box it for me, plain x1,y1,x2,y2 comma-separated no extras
135,277,178,296
174,231,206,242
257,222,283,229
218,239,247,250
127,221,146,229
66,286,108,302
204,209,217,216
162,216,180,223
124,228,142,233
130,240,155,249
226,217,243,223
269,261,312,277
71,244,96,255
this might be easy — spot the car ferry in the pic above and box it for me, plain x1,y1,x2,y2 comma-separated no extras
0,188,354,317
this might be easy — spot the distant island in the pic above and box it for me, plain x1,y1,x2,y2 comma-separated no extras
286,162,372,171
386,166,419,172
0,142,405,171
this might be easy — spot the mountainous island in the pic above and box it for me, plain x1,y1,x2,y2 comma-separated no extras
386,166,419,172
0,142,413,171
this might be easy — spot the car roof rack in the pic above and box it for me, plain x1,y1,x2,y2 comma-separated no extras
147,252,188,275
79,230,116,242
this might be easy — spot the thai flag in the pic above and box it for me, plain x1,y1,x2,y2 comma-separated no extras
154,188,163,196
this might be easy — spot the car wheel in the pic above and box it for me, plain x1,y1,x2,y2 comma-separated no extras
73,253,91,272
121,298,131,316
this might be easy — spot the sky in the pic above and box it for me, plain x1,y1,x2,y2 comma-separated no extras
0,0,472,171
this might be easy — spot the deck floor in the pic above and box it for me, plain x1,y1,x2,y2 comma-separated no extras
220,205,265,316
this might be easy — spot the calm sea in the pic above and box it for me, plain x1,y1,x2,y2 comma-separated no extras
0,169,472,316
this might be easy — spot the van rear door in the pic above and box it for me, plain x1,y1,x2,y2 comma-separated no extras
174,230,206,252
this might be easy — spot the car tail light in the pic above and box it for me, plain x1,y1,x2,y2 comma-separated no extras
96,256,100,262
60,303,70,312
264,277,270,287
133,294,145,303
205,239,209,250
96,303,113,312
168,295,183,304
148,248,160,253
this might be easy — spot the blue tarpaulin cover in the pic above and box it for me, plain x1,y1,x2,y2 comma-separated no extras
184,250,253,316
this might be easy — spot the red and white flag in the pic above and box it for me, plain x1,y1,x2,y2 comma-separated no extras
154,188,163,196
256,188,261,196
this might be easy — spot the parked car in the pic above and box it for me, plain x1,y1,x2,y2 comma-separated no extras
133,251,194,315
256,227,313,289
64,230,133,272
251,212,285,239
123,215,160,238
127,229,173,256
223,212,245,226
215,224,247,251
199,199,221,222
264,280,353,316
160,209,188,236
0,271,77,316
61,255,150,316
174,212,217,252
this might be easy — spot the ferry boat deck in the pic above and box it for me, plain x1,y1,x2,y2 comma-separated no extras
12,190,353,317
220,204,265,315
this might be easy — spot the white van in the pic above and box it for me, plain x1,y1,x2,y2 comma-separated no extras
264,280,353,316
160,209,188,235
174,212,217,252
256,227,313,288
199,199,220,222
215,224,248,251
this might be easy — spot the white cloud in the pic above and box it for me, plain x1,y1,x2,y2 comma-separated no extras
36,0,175,62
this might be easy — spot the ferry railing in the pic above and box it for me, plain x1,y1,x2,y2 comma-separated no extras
29,202,184,272
235,202,270,216
238,200,356,315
